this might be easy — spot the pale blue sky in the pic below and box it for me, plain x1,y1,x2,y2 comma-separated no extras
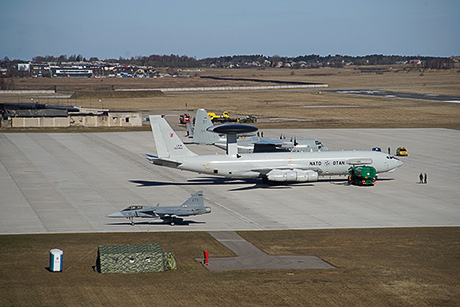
1,0,459,60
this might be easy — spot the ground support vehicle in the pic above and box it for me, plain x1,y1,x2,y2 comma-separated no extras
348,165,377,186
180,113,191,124
239,115,257,123
208,111,238,123
396,147,408,156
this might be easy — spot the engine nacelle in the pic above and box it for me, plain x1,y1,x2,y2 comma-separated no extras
266,169,318,182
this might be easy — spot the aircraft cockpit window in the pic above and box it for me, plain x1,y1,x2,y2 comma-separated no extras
122,205,143,211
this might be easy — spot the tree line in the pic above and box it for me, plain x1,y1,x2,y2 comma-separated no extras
1,53,456,71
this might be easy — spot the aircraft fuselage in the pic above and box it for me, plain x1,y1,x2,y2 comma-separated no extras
160,150,402,179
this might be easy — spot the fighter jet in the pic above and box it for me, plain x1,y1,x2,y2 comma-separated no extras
107,191,211,225
191,108,328,153
145,115,403,183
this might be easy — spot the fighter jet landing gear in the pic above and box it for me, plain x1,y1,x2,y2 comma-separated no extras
128,217,134,226
169,218,183,226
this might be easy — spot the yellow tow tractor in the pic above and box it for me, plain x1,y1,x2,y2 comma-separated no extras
207,111,238,123
396,147,408,156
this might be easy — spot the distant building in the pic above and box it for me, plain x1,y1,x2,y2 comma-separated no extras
17,63,30,72
30,64,50,77
50,66,93,78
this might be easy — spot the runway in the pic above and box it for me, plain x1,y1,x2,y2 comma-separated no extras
1,127,459,234
331,89,460,103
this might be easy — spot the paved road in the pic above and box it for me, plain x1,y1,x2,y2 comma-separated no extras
1,127,459,234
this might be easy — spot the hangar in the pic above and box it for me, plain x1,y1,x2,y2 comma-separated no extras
0,102,142,128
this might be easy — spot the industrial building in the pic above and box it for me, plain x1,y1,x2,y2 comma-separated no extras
50,66,93,78
0,102,142,128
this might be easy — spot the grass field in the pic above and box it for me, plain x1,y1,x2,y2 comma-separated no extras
1,228,459,306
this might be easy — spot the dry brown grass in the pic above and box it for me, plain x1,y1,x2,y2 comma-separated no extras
1,228,459,306
0,67,460,129
2,66,459,130
6,65,460,92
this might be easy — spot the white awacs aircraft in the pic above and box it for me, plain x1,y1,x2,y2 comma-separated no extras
146,115,403,182
191,108,328,153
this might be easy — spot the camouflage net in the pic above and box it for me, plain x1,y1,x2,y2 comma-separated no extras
97,243,176,274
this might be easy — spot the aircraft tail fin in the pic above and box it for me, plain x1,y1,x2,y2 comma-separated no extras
149,115,197,159
192,109,222,144
182,191,204,208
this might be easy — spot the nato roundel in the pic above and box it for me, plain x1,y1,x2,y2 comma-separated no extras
208,124,258,134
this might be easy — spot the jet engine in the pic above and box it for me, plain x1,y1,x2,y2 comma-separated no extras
266,169,318,182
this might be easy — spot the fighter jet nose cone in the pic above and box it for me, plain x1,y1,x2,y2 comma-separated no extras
107,212,125,218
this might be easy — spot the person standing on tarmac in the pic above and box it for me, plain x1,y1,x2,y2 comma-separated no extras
419,173,424,184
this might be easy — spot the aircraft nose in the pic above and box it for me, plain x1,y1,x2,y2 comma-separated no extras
392,158,403,170
106,211,125,218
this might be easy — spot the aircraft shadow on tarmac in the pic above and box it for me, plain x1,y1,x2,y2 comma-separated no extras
129,178,314,191
130,177,253,187
327,177,395,186
106,220,206,226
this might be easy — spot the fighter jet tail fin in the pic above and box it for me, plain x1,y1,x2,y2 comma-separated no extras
149,115,197,159
192,109,222,145
182,190,205,208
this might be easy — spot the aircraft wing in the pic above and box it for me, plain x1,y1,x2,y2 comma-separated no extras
152,212,172,219
249,137,286,145
251,166,320,175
